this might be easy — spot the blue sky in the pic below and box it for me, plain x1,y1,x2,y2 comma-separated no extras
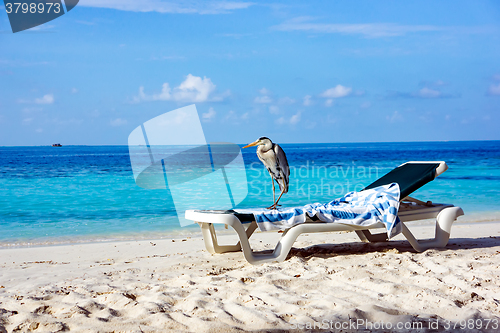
0,0,499,145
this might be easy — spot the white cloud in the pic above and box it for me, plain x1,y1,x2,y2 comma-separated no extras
79,0,254,14
420,79,447,87
30,24,55,31
137,83,171,101
220,33,252,39
225,110,236,119
49,117,84,126
388,87,455,99
269,106,280,114
321,85,352,99
305,121,316,129
0,59,51,67
273,17,443,38
488,83,500,96
416,87,442,98
303,95,312,106
224,110,249,123
326,115,337,124
278,96,295,105
259,87,271,95
76,20,96,26
134,74,226,103
419,113,433,123
254,87,273,104
290,111,301,125
22,117,34,124
360,101,371,109
275,117,286,125
254,95,272,103
34,94,54,104
22,107,43,113
110,118,127,126
386,111,403,123
255,91,294,105
325,99,334,107
174,74,216,102
276,111,301,125
461,116,477,124
202,107,216,121
71,88,78,94
147,55,186,61
431,80,446,86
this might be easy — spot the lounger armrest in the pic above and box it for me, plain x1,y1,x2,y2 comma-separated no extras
185,210,242,225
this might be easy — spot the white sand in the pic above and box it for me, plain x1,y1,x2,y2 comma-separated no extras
1,222,500,332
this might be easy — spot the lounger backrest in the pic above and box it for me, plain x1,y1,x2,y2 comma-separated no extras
363,162,441,200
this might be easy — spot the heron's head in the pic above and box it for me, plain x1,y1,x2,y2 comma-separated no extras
243,137,272,148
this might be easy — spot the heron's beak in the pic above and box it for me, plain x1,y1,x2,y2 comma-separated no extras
243,140,259,148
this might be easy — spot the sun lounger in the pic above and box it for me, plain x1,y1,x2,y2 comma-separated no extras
185,161,464,264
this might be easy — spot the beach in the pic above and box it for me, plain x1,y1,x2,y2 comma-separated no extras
1,142,499,332
1,221,500,332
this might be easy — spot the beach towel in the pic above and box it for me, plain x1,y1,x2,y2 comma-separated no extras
238,183,401,238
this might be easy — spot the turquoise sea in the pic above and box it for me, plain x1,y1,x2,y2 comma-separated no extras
1,141,499,247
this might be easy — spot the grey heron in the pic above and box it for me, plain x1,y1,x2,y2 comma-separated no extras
243,137,290,210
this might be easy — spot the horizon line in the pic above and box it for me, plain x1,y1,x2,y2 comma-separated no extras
1,139,499,147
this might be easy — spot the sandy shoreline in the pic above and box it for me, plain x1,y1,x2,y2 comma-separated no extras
1,222,500,332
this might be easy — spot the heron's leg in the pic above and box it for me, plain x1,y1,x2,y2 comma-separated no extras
271,174,276,204
267,187,286,210
274,187,286,206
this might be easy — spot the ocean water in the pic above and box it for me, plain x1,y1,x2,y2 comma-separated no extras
0,141,499,246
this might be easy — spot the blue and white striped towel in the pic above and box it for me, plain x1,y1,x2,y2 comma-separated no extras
237,183,401,239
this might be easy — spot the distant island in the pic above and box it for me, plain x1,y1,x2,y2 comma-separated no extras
52,143,62,147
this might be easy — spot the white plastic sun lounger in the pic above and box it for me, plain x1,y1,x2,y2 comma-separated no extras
185,161,464,265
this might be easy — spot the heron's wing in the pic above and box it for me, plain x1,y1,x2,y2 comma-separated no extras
256,147,278,179
273,144,290,193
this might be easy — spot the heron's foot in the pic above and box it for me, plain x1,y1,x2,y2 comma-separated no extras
266,204,281,210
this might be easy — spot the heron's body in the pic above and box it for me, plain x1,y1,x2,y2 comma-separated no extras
244,137,289,209
256,142,289,194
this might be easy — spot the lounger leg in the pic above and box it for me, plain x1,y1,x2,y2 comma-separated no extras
197,220,289,264
237,225,300,264
238,223,345,264
200,220,302,265
401,207,464,252
355,230,389,243
199,222,258,254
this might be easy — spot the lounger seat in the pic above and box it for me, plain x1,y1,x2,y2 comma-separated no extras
185,161,464,264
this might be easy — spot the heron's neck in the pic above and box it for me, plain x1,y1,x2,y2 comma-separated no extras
259,141,273,152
